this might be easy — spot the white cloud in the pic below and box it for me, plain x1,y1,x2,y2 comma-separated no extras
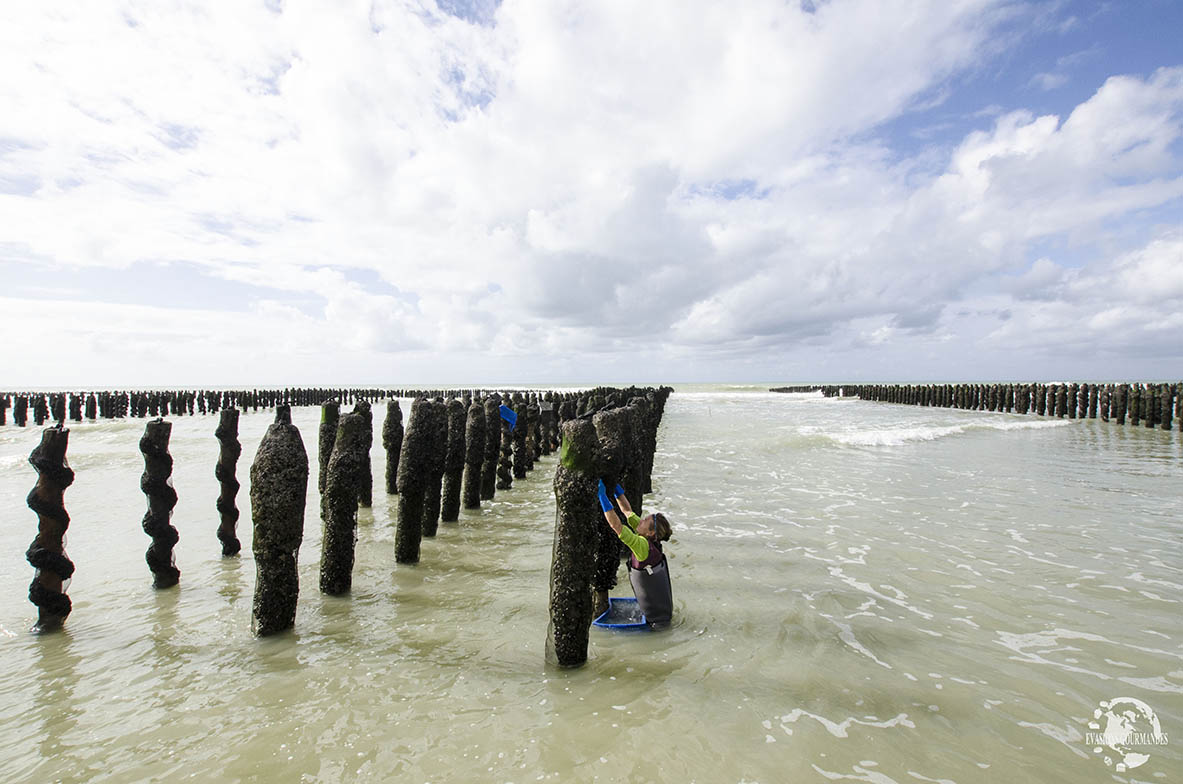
1030,72,1069,90
0,1,1181,384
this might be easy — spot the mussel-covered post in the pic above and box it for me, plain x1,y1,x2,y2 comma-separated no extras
354,401,373,508
539,401,556,455
547,418,601,668
26,425,75,631
496,405,514,490
250,405,309,636
480,397,500,500
622,399,647,517
440,398,467,523
382,400,403,494
421,401,448,537
524,399,539,472
140,418,180,589
461,399,486,509
395,399,432,564
591,406,629,618
318,402,339,495
320,412,366,595
215,408,242,556
512,395,528,480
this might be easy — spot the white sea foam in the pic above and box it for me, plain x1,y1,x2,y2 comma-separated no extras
778,709,915,739
820,613,893,670
825,418,1071,447
1117,675,1183,694
0,454,27,470
812,762,903,783
1016,722,1090,760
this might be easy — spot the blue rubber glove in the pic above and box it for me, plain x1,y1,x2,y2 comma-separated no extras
596,480,614,513
613,483,625,498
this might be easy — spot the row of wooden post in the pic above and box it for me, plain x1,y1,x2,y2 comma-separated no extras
805,382,1183,430
0,387,563,427
21,386,672,651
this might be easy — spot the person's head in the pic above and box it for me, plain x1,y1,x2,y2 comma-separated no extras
639,512,672,542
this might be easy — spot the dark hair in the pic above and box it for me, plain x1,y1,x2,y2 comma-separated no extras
652,512,672,542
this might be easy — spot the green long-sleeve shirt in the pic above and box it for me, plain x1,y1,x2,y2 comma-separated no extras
618,512,649,562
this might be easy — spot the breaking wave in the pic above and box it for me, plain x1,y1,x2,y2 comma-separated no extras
825,418,1072,447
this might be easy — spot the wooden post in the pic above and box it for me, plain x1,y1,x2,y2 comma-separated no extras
320,412,365,595
353,401,373,508
317,402,339,495
512,394,528,480
140,419,180,589
250,405,309,635
480,397,500,501
440,398,466,523
395,399,433,564
461,399,485,510
546,418,600,668
26,425,75,631
421,400,448,537
382,400,403,495
215,408,243,556
590,407,629,620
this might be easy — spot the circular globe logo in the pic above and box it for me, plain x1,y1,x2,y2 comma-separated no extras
1086,697,1169,772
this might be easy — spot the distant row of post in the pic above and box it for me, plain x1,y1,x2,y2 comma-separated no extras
0,387,548,426
772,382,1182,430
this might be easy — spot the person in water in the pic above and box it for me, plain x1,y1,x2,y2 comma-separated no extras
597,480,674,628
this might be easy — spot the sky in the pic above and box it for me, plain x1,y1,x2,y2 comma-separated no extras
1,0,1181,386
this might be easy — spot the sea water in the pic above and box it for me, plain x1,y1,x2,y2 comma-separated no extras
0,386,1180,783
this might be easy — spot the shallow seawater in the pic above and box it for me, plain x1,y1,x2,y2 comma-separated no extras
1,387,1181,783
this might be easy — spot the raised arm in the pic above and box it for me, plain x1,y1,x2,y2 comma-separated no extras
597,480,623,535
598,480,648,562
612,483,634,517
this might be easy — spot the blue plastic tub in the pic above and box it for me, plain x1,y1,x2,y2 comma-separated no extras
592,597,649,630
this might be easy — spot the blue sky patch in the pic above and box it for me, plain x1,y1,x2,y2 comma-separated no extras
436,0,500,27
688,179,771,201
